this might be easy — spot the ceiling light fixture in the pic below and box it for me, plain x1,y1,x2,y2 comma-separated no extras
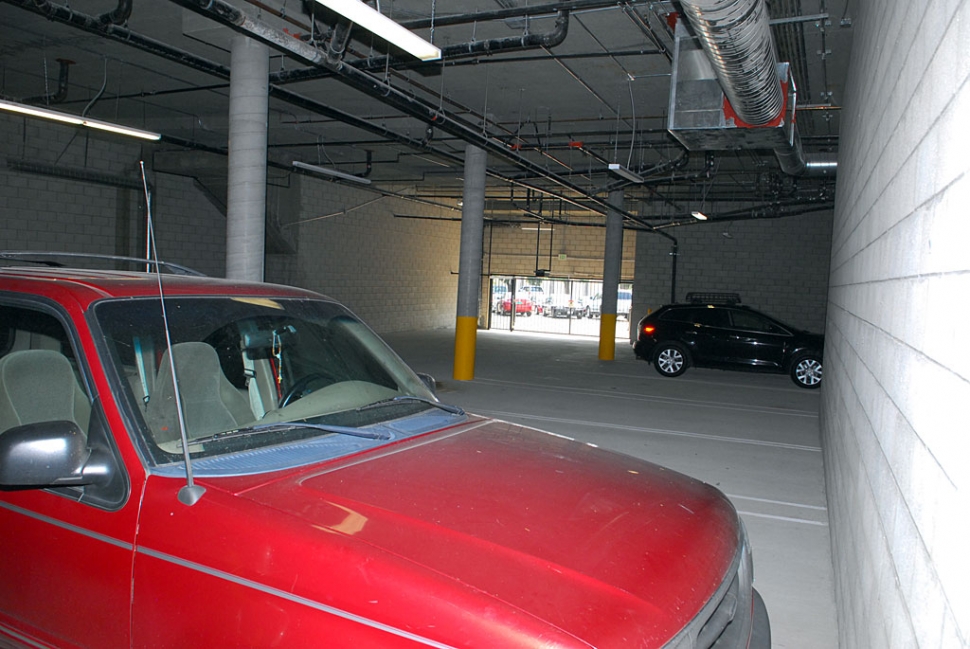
691,211,709,220
607,163,644,184
309,0,441,61
0,98,161,141
292,160,372,185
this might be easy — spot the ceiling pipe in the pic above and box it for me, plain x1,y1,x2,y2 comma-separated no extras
7,0,232,77
0,0,457,162
2,0,677,237
325,15,354,66
97,0,131,25
398,0,628,29
650,199,835,229
271,10,569,85
0,0,614,226
167,0,674,240
19,57,73,105
271,8,649,173
803,151,838,176
621,4,672,62
367,10,569,70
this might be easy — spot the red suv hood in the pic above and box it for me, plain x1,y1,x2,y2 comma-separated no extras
225,418,740,646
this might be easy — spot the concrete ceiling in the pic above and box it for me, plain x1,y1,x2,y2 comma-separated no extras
0,0,854,225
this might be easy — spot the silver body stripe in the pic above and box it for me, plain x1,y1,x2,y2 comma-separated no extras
0,501,132,551
0,622,52,648
136,547,459,649
0,501,458,648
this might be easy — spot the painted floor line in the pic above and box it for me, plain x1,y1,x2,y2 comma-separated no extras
472,377,820,419
738,510,829,526
478,409,823,452
728,494,829,511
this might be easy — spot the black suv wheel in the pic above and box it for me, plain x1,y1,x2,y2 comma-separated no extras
790,355,822,389
654,343,689,378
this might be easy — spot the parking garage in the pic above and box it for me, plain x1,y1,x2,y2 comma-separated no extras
0,0,967,647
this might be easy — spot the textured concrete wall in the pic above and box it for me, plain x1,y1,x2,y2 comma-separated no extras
484,221,637,281
633,213,834,333
265,178,461,333
822,1,970,647
0,114,462,334
0,115,226,276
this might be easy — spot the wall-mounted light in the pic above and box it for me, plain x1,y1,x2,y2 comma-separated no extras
292,160,372,185
607,163,644,184
0,98,161,141
309,0,441,61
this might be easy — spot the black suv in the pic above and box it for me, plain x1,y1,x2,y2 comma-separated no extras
633,294,824,389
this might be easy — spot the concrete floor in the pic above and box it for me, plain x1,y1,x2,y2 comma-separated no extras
384,328,838,649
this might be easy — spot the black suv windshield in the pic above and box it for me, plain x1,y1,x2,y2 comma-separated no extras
93,296,438,466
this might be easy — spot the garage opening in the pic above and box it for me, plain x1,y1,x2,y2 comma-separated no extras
486,276,632,339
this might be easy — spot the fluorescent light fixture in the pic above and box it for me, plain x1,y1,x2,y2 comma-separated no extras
691,211,709,220
0,98,161,141
310,0,441,61
293,160,372,185
607,163,644,184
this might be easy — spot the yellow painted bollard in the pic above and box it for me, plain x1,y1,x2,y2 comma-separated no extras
453,316,478,380
598,313,618,361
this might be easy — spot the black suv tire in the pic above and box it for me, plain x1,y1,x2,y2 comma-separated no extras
653,343,689,378
790,355,822,389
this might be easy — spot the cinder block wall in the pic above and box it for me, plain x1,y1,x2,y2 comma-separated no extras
822,1,970,647
0,115,227,276
0,114,462,334
264,177,461,333
149,173,227,276
0,116,138,254
633,213,834,333
484,222,637,280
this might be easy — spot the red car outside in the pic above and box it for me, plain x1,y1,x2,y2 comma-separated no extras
496,295,534,316
0,256,769,648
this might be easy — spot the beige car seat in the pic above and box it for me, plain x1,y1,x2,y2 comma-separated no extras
0,349,91,436
146,342,254,445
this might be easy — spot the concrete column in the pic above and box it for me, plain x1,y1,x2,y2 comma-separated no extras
453,145,487,381
598,189,624,360
226,34,269,281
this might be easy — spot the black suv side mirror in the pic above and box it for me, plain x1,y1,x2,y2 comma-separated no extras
0,421,111,488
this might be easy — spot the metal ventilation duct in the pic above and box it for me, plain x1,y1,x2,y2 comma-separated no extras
668,1,836,176
678,0,782,126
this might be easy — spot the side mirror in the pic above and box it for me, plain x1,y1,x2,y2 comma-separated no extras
0,421,106,488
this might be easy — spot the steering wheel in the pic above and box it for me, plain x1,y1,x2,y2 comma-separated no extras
279,373,334,407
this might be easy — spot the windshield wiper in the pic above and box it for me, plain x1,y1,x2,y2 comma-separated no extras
357,395,465,416
182,421,392,447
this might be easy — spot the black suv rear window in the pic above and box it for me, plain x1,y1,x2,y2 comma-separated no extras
660,307,729,327
659,307,695,323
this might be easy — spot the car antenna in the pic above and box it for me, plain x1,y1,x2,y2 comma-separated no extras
139,160,205,506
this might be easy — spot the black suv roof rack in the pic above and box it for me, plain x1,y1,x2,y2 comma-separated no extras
685,292,742,305
0,251,205,276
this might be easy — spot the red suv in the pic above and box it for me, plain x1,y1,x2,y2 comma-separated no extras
0,255,769,648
